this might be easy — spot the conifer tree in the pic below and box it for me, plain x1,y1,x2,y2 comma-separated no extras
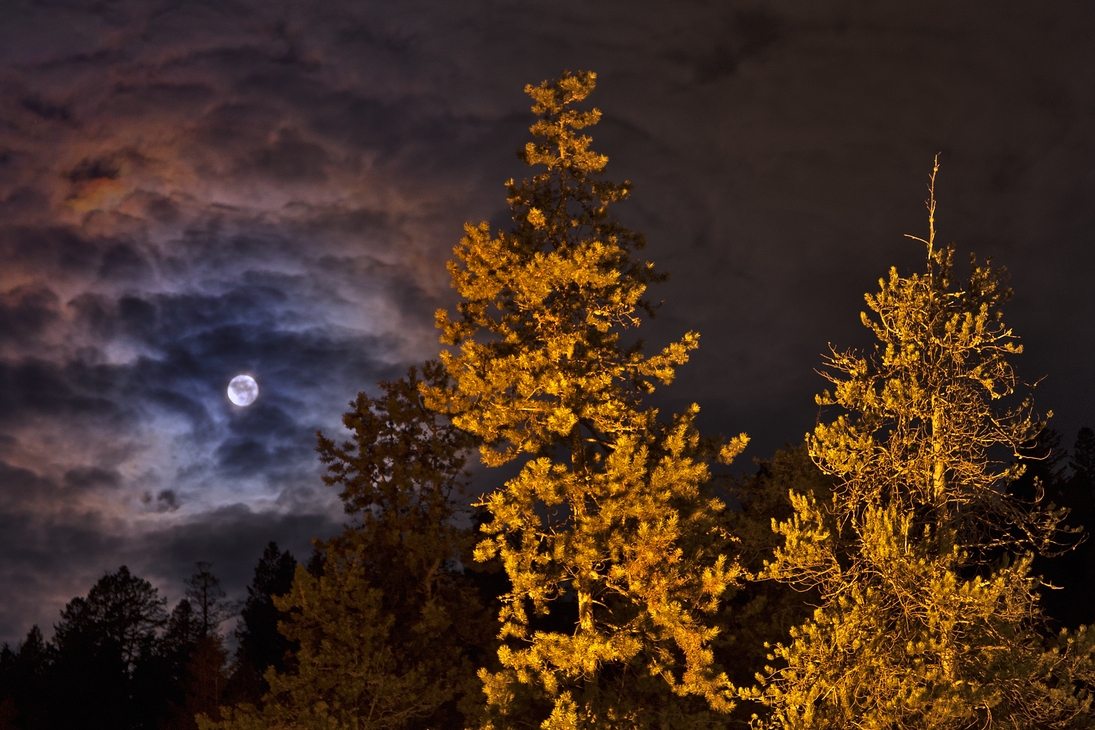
185,563,236,639
200,364,490,730
52,565,168,730
230,542,297,703
0,625,49,729
426,70,747,729
716,444,832,723
155,599,202,723
752,159,1095,729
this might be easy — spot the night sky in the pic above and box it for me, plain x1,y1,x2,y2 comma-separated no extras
2,0,1094,646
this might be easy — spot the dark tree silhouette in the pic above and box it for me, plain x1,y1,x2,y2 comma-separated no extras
51,566,167,730
228,543,297,703
715,444,834,723
1022,426,1095,629
184,564,236,639
0,626,49,730
160,566,233,730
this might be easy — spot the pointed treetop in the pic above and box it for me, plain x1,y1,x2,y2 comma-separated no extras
522,70,606,174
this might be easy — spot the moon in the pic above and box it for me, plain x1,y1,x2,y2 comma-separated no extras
227,374,259,406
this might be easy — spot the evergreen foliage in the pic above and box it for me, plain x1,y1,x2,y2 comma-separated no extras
716,444,833,722
171,635,230,730
751,159,1095,729
0,626,50,729
51,566,168,730
1016,428,1095,630
230,542,298,703
153,599,204,723
160,564,234,730
426,70,748,729
53,566,167,673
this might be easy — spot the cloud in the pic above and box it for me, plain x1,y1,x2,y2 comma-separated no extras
675,8,785,84
1,0,1095,645
0,284,60,346
64,467,123,491
0,462,341,644
132,505,342,605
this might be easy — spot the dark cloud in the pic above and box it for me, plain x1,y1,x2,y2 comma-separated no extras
0,284,60,345
63,467,122,491
0,461,58,509
1,227,101,275
68,158,120,183
20,95,74,123
0,359,125,426
680,8,785,84
68,293,117,339
140,489,179,513
99,242,153,281
132,505,341,604
244,129,330,183
2,0,1095,644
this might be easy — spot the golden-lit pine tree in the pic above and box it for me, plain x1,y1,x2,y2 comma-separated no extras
426,71,748,729
751,159,1095,729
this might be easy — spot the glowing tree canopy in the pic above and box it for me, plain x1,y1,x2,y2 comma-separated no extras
427,71,748,729
752,160,1095,730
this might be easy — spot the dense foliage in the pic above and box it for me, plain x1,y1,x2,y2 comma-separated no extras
751,162,1095,729
426,70,749,729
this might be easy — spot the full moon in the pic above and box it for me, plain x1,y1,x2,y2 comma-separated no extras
227,374,259,406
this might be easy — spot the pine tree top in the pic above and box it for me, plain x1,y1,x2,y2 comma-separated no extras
431,70,696,467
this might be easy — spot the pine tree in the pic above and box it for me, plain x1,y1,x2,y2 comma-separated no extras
154,599,202,724
175,635,231,729
230,542,297,703
716,444,832,722
52,566,168,730
426,70,747,729
185,563,236,639
0,626,49,730
1041,427,1095,629
752,159,1095,729
200,364,490,730
54,565,167,672
1073,428,1095,485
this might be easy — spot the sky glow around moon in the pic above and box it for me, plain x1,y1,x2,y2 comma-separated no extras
227,375,259,407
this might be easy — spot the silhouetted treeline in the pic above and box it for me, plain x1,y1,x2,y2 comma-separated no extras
0,544,298,730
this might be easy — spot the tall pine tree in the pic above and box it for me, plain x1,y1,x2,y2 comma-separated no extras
51,566,168,730
426,71,747,729
752,159,1095,729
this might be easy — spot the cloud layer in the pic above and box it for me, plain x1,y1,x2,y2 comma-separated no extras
1,0,1094,644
